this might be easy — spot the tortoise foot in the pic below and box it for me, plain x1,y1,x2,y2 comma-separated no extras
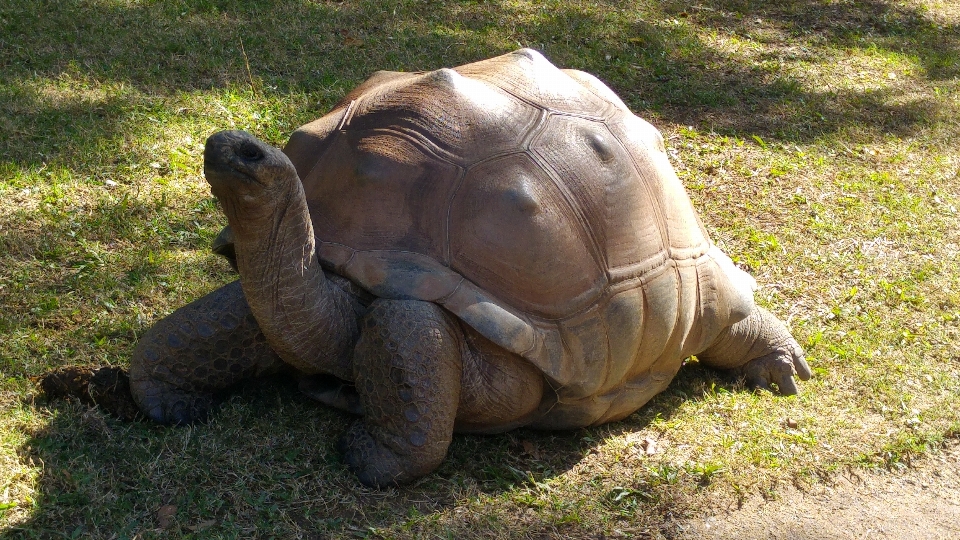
338,421,409,488
738,341,811,396
340,299,462,487
736,308,810,396
700,306,811,396
127,280,286,425
134,379,217,425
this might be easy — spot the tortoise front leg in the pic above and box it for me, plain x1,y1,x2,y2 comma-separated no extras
337,299,548,486
338,299,463,487
129,280,284,425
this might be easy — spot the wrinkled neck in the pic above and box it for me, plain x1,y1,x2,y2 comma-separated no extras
231,185,316,288
227,181,358,379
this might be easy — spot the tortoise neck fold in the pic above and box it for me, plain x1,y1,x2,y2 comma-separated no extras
229,178,359,380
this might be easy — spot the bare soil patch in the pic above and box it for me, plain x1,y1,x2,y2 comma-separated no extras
676,443,960,539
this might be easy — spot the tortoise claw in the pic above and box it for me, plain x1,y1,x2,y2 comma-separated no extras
738,344,808,396
338,421,407,488
134,380,216,425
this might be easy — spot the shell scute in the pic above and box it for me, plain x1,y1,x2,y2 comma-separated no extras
303,133,462,265
343,64,542,166
450,152,606,319
605,111,709,255
455,49,610,118
529,114,670,274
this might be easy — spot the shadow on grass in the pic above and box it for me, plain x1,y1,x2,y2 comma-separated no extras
660,0,960,80
5,364,737,537
528,0,955,139
2,0,957,170
0,186,224,378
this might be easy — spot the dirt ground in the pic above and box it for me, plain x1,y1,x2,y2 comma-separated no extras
674,442,960,539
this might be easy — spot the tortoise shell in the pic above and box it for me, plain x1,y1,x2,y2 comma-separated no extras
282,49,756,423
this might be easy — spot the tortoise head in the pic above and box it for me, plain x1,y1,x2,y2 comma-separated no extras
203,130,300,220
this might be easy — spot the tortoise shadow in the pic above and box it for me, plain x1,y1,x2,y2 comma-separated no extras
5,362,739,537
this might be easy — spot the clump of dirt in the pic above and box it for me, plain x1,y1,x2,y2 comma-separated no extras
37,366,94,402
37,366,141,421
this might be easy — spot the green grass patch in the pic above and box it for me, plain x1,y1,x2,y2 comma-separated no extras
2,0,960,537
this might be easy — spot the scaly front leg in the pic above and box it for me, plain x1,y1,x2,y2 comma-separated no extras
129,280,285,424
338,299,463,487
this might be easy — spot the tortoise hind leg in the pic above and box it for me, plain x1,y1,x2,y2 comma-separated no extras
338,299,462,487
698,306,812,395
129,280,284,425
454,328,544,434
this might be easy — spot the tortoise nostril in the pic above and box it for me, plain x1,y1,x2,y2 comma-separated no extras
236,144,263,162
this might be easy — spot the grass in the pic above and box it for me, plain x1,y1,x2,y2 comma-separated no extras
1,0,959,537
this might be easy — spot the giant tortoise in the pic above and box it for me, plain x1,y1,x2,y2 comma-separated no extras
127,49,811,487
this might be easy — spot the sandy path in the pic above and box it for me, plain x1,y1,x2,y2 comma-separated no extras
676,443,960,539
